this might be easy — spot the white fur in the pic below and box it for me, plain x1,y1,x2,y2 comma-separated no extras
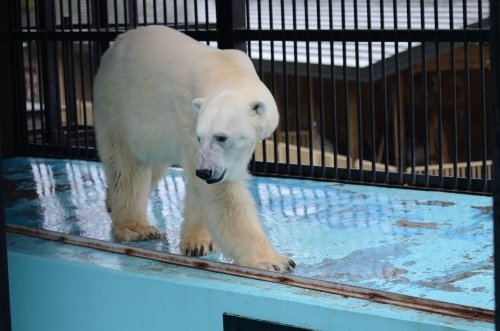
93,26,294,272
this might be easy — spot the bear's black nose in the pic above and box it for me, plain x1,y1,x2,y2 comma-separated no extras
196,169,212,180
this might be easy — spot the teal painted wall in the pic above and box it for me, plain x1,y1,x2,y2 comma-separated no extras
7,235,493,331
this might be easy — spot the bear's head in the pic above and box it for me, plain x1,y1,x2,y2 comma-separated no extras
192,79,279,184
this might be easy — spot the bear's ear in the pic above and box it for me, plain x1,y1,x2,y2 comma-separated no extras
250,100,266,116
251,99,279,140
192,98,204,114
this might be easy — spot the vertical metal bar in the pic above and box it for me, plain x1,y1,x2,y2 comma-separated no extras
77,0,90,157
162,0,167,26
67,1,79,157
256,0,268,173
85,0,92,64
258,0,264,79
407,0,416,185
143,0,147,25
204,0,209,31
393,0,402,183
463,0,472,190
35,42,47,153
342,0,350,178
61,42,71,155
106,1,110,31
478,0,487,192
68,0,74,32
174,0,178,29
257,0,266,169
489,0,500,327
53,3,64,156
329,0,338,177
0,0,24,160
184,0,188,30
17,1,29,155
434,0,443,189
91,0,110,68
420,0,429,186
449,0,458,189
317,0,325,176
245,0,256,172
354,0,363,178
124,0,132,29
245,0,250,31
215,0,246,52
87,32,97,150
0,27,17,326
25,0,37,154
244,0,250,55
123,0,128,29
153,0,158,25
304,0,313,171
90,41,97,152
292,0,302,173
369,0,376,181
194,0,199,30
77,0,83,31
381,0,389,181
281,0,290,173
268,0,278,173
113,0,119,31
57,3,75,157
33,0,44,150
132,0,138,28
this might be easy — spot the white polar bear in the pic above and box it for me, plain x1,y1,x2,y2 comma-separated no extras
93,25,295,272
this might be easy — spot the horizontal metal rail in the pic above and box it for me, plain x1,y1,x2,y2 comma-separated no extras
8,28,490,43
238,28,490,42
252,162,493,195
7,30,220,42
6,223,494,323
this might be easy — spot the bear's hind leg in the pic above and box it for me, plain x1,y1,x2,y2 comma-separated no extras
180,187,217,256
111,160,162,241
151,165,168,190
102,140,162,241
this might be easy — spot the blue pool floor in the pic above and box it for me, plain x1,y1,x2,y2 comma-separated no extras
2,157,494,311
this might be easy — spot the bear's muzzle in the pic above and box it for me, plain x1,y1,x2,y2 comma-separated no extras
196,169,226,184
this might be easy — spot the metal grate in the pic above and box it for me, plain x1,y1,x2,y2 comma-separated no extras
247,0,491,193
2,0,493,193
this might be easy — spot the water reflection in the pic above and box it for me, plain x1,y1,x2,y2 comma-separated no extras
3,157,494,309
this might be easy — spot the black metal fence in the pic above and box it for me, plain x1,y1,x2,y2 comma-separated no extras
0,0,493,194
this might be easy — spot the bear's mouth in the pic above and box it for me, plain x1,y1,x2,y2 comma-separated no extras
205,170,226,184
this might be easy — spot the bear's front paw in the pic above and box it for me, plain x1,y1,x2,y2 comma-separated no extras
113,223,163,242
240,252,296,273
181,240,217,257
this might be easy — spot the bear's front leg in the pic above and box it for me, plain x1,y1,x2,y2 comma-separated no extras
200,180,295,273
180,187,217,256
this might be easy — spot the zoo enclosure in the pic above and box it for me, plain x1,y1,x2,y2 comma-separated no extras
0,0,493,193
1,0,500,329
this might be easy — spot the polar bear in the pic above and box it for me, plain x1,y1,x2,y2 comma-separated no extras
93,26,295,272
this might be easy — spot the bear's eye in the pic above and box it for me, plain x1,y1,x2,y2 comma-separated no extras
214,135,227,143
197,136,201,143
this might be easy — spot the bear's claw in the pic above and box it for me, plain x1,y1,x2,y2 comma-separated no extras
113,223,163,242
245,255,296,273
184,242,216,257
271,259,296,273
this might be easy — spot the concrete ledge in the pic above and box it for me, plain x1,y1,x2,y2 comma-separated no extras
8,233,493,331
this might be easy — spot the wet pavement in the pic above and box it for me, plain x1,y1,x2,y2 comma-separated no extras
2,157,493,310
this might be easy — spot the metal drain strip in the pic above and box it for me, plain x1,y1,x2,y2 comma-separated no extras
6,223,495,323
